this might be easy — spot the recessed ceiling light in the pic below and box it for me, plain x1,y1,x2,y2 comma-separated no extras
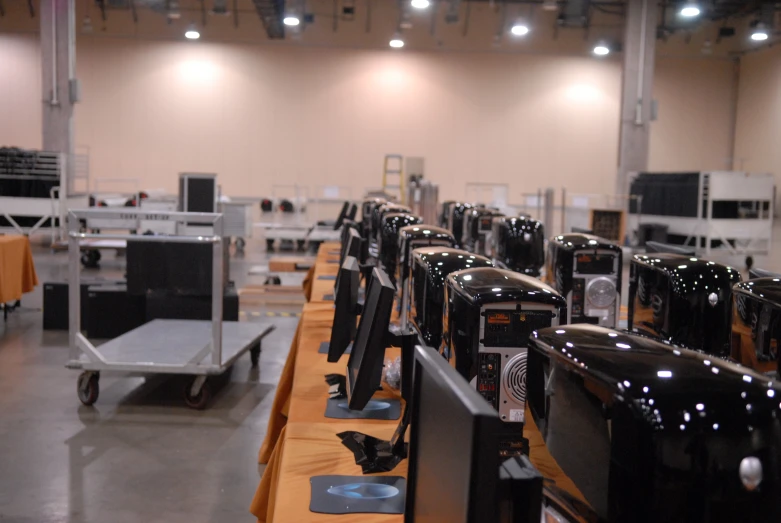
510,19,530,36
283,15,300,26
680,3,701,17
593,44,609,56
185,28,200,40
389,38,405,48
411,0,430,9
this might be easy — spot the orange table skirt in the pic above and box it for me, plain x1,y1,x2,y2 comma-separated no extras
0,235,38,303
251,243,585,523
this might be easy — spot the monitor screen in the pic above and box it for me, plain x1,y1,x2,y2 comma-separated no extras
346,267,395,410
405,345,502,523
480,217,493,231
328,257,361,362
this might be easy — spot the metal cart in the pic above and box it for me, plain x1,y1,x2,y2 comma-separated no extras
65,209,276,409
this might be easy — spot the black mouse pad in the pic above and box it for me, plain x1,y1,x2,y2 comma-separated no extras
324,397,401,420
319,341,352,355
317,275,336,281
310,475,406,515
322,294,334,301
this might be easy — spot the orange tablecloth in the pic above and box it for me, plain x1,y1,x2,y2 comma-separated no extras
0,235,38,303
251,243,584,523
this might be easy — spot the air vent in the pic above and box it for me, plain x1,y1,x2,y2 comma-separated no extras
503,352,527,404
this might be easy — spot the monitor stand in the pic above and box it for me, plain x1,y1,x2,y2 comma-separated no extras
338,403,410,474
386,325,418,403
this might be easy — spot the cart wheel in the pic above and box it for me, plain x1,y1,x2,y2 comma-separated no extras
746,256,754,270
250,344,261,367
81,250,101,268
236,238,246,252
266,239,275,252
184,379,211,410
77,372,100,406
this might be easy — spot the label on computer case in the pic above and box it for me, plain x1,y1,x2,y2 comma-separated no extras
509,409,524,423
483,309,553,348
477,353,500,410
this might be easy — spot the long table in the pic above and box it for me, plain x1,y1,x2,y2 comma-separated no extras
0,235,38,306
251,242,583,522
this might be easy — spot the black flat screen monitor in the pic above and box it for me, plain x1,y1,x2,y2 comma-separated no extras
645,241,696,256
339,227,362,271
404,344,503,523
346,267,395,410
749,267,781,280
334,201,351,230
328,256,361,362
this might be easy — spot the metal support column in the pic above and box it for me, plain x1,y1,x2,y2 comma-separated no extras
41,0,77,225
616,0,657,195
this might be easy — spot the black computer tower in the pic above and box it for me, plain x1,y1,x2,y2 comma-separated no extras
43,279,124,331
145,286,239,322
126,240,230,296
86,285,147,338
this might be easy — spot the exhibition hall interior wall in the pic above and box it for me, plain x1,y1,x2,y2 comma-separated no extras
0,4,774,201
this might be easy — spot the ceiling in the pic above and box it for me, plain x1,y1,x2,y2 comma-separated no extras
0,1,776,57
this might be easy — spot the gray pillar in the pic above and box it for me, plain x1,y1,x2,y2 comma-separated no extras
40,0,76,191
616,0,657,195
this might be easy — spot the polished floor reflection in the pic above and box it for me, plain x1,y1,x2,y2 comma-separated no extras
0,239,300,522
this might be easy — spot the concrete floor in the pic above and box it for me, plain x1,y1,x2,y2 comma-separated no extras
0,239,302,522
2,225,781,522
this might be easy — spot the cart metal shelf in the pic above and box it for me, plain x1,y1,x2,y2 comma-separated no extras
66,208,276,409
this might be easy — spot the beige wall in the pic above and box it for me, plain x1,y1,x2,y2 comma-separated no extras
0,34,41,149
649,57,736,172
0,32,737,202
734,45,781,179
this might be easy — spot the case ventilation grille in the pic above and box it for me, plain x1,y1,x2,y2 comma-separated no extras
503,352,527,404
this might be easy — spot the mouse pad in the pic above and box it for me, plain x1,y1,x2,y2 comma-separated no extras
317,275,336,281
310,475,406,515
327,259,339,264
319,341,352,355
324,397,401,420
322,294,334,301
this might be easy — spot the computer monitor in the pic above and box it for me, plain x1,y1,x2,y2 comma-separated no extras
346,267,395,410
749,267,781,280
347,203,358,221
645,241,696,256
328,256,361,362
339,227,362,270
334,201,351,230
404,344,503,523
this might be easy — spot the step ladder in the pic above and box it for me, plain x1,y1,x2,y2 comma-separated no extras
382,154,405,204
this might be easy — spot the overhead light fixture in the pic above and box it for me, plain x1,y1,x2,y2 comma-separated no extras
283,15,301,26
411,0,430,9
542,0,558,11
593,43,610,56
389,36,405,48
510,19,530,36
679,2,701,18
184,25,200,39
751,23,769,41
